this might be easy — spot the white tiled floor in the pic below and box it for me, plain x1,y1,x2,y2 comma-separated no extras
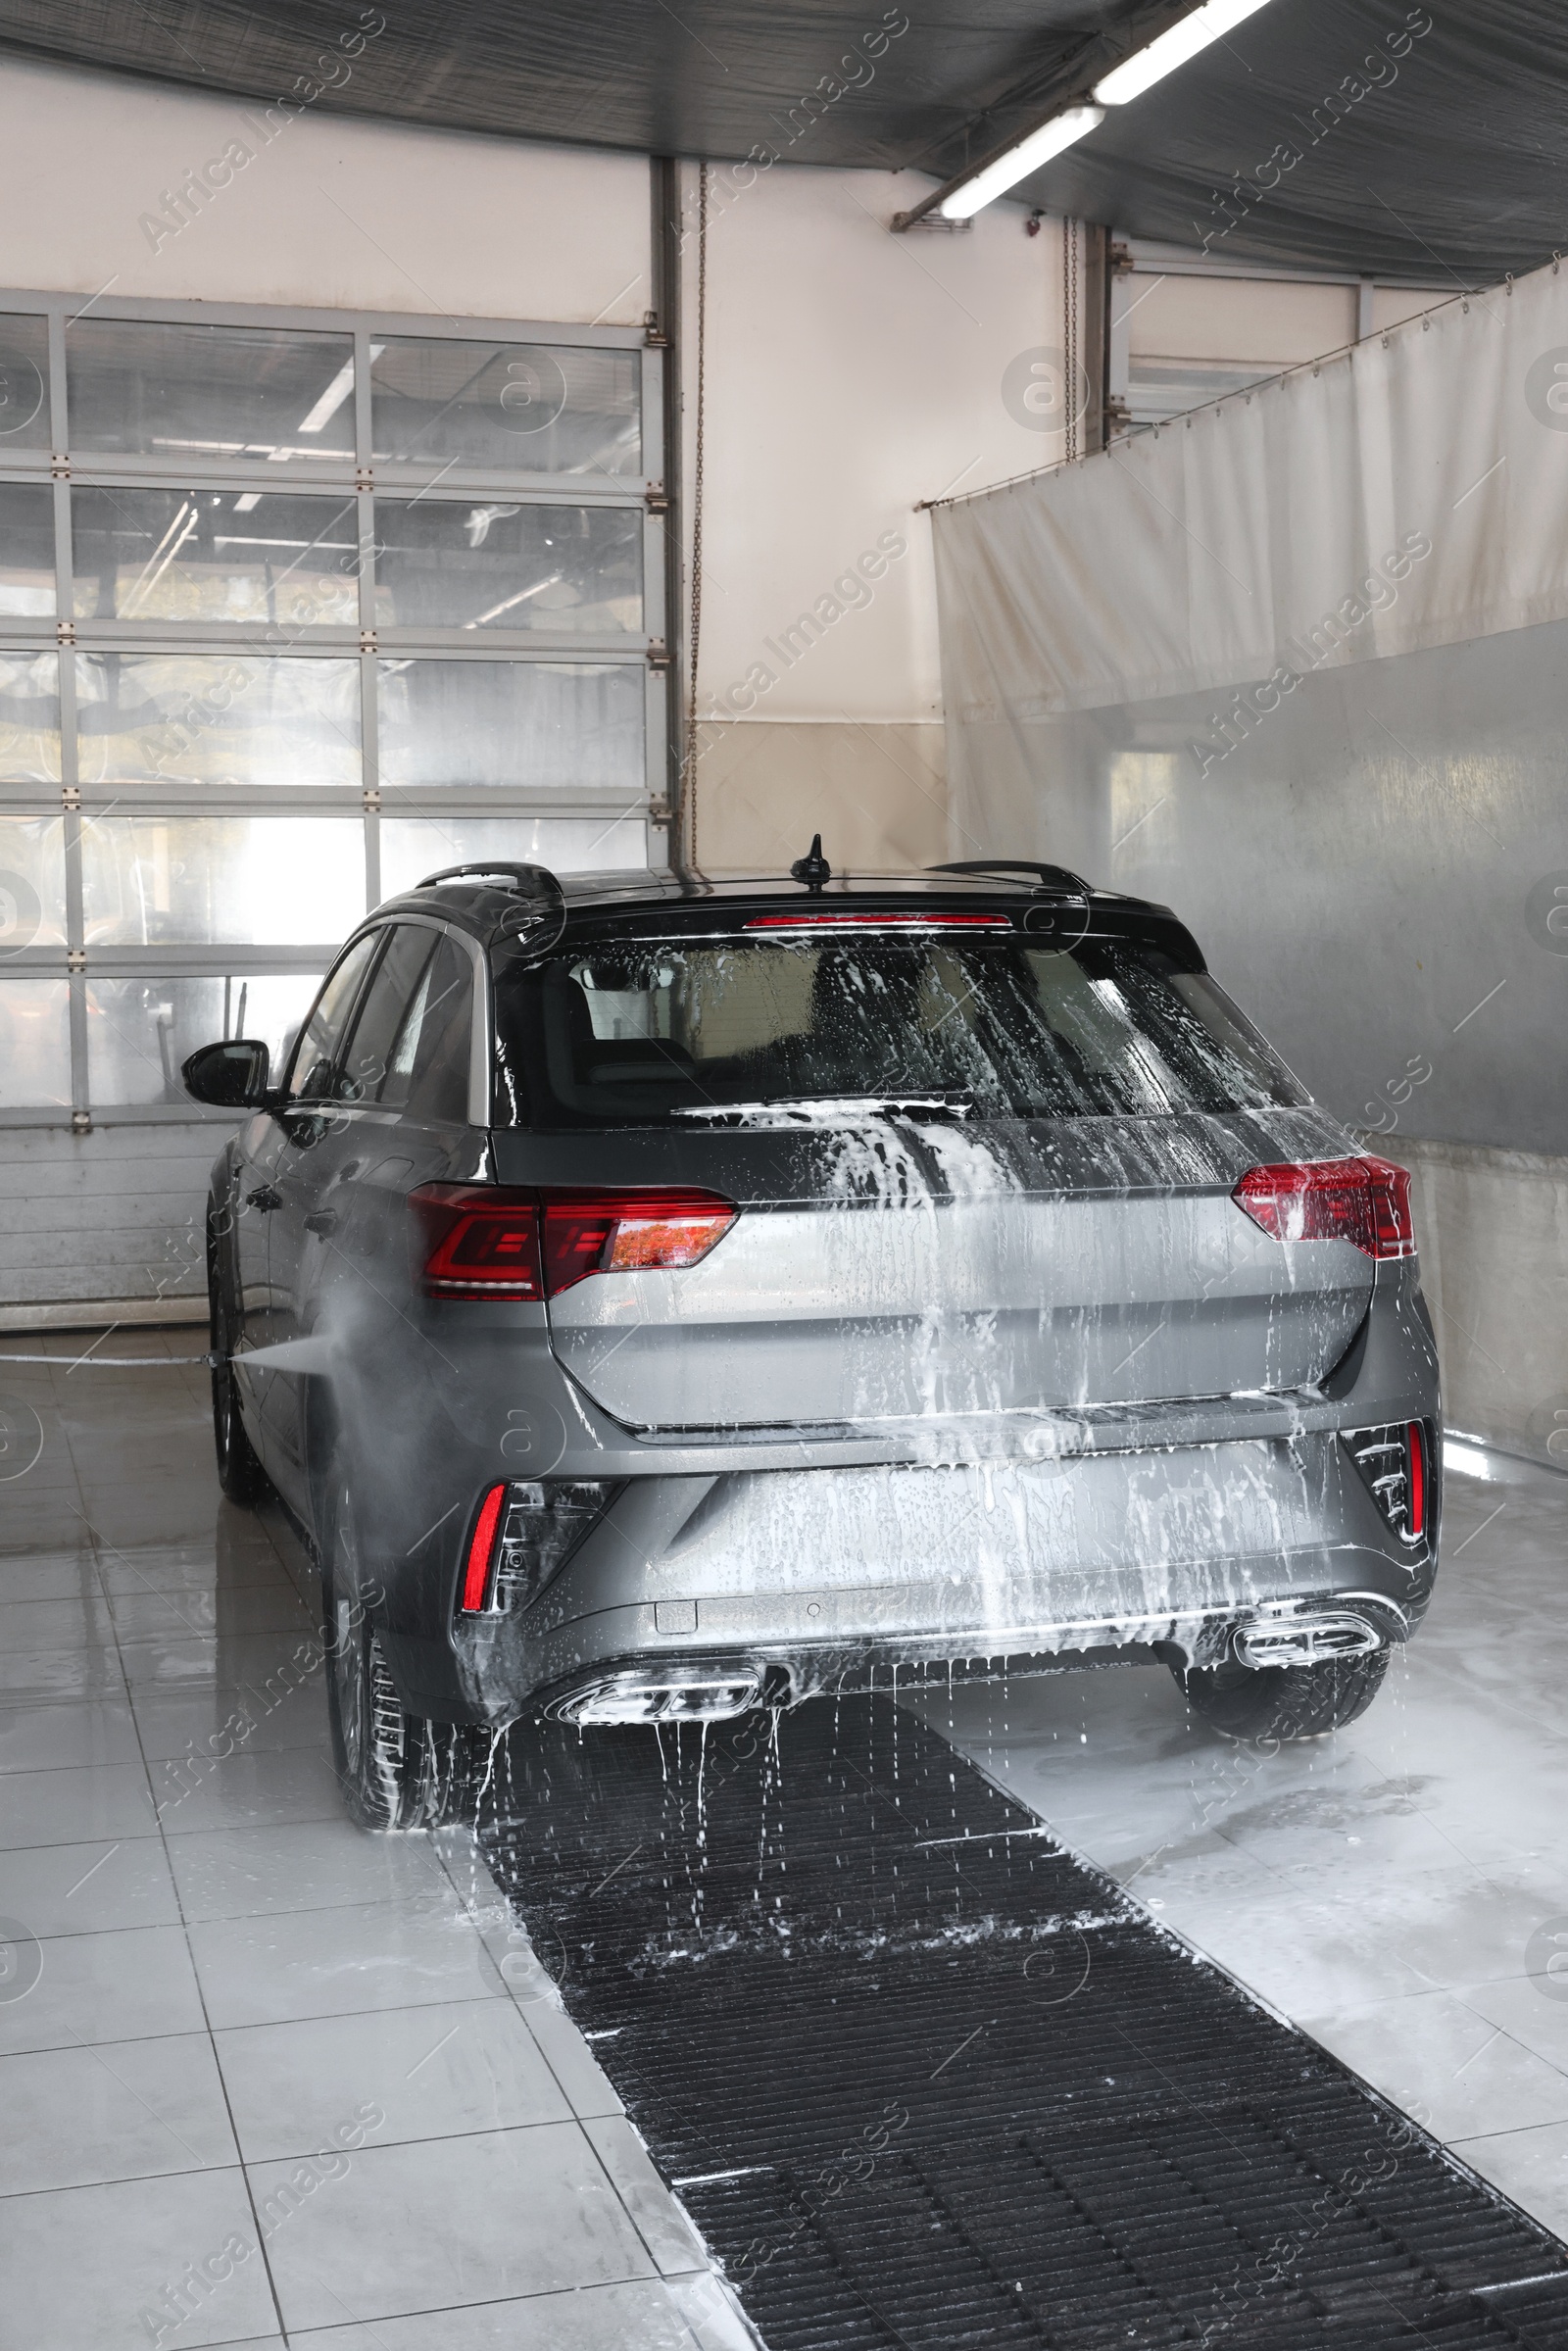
914,1441,1568,2243
0,1339,755,2351
9,1335,1568,2342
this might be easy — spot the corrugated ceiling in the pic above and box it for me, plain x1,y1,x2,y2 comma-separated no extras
0,0,1558,280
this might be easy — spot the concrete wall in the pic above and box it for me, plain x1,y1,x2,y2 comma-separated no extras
681,721,948,875
1385,1136,1568,1468
675,162,1067,873
0,53,652,320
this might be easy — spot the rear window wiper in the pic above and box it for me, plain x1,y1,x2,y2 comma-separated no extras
671,1093,974,1124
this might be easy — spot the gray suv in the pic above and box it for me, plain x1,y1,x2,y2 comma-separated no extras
183,853,1441,1830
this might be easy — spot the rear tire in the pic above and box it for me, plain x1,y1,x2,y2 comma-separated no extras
209,1250,269,1507
1174,1648,1390,1741
321,1469,486,1832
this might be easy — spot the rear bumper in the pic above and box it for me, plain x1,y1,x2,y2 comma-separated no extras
521,1581,1413,1725
384,1427,1440,1724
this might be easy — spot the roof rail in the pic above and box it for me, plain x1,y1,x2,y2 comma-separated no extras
928,858,1091,896
416,860,562,893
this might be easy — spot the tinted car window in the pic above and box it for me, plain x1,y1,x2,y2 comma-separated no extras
283,932,380,1102
492,934,1306,1127
395,933,473,1123
338,924,439,1105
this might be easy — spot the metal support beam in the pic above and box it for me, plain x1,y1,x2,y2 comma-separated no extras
1081,223,1111,452
1106,238,1134,439
650,156,685,871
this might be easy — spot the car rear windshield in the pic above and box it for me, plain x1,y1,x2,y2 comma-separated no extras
491,929,1307,1127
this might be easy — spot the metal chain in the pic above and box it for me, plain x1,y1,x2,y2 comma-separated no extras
684,161,710,872
1063,215,1079,464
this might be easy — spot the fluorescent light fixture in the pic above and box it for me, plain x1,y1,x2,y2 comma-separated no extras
938,105,1104,220
1443,1439,1495,1482
1094,0,1275,106
293,341,386,435
295,357,357,435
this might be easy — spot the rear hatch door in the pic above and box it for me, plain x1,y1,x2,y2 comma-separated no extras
490,908,1372,1431
528,1111,1371,1429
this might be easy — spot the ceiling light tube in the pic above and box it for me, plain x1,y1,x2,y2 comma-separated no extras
937,105,1105,220
294,357,357,436
1094,0,1274,106
293,341,386,435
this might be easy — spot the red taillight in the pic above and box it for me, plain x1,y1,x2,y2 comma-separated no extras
462,1482,508,1612
745,912,1011,931
541,1190,737,1295
1406,1420,1425,1538
1232,1155,1415,1261
412,1184,736,1301
412,1187,543,1300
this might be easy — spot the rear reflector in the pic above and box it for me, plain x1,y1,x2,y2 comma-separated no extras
1232,1155,1415,1260
458,1478,615,1615
1342,1421,1431,1544
461,1482,508,1612
745,912,1011,931
412,1184,736,1301
1406,1418,1426,1537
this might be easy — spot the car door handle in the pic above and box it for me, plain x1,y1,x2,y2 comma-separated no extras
246,1185,283,1213
303,1210,338,1238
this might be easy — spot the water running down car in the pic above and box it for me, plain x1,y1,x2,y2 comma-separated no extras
183,850,1441,1829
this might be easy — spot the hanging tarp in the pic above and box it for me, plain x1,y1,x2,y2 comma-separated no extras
932,253,1568,758
927,247,1568,1183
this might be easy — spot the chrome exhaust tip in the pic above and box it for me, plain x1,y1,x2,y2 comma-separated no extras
551,1668,761,1727
1234,1612,1383,1670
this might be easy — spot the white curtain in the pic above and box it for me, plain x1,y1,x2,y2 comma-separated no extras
924,246,1568,1162
928,259,1568,1465
932,253,1568,778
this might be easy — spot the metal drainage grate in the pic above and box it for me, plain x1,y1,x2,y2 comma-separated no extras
481,1695,1568,2350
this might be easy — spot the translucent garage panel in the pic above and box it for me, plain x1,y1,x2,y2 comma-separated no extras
87,972,324,1106
0,482,56,618
73,487,361,627
82,817,365,945
373,499,642,635
376,660,643,795
75,655,361,790
0,314,49,446
0,817,67,954
380,815,648,902
0,980,71,1107
0,652,61,782
66,319,356,465
369,339,641,476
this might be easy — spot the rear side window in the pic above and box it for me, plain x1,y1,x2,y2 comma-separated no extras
393,933,473,1123
491,934,1306,1127
338,924,440,1105
284,932,380,1102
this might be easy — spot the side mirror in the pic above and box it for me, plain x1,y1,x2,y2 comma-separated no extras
181,1039,272,1109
